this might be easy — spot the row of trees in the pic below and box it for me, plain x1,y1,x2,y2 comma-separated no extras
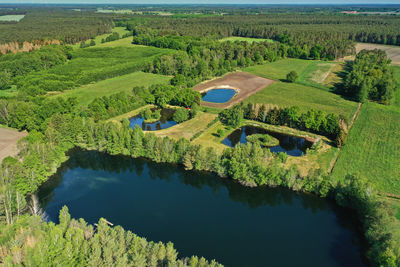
133,84,201,108
219,104,346,146
343,49,396,104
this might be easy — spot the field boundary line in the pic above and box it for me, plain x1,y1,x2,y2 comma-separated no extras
328,102,363,174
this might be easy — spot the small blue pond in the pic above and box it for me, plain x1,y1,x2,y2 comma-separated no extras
202,88,236,103
129,108,177,131
222,126,314,157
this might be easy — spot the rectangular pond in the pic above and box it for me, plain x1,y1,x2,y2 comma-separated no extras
223,126,314,157
38,149,366,267
129,108,177,131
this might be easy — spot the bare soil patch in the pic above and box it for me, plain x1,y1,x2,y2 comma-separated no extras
356,43,400,65
0,128,27,163
193,72,274,108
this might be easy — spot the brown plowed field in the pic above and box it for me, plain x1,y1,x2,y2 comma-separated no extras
193,72,274,108
0,128,27,163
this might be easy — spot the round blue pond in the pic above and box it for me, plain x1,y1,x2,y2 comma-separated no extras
222,126,314,157
202,88,236,103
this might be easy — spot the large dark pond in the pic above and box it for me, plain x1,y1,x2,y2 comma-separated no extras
38,149,365,267
202,89,236,103
129,108,177,131
223,126,314,157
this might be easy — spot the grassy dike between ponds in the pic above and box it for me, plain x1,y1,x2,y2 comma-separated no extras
3,115,400,266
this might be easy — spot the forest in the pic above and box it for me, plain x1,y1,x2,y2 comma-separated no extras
0,4,400,267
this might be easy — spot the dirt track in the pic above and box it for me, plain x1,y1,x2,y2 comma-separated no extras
356,43,400,65
0,128,27,163
193,72,274,108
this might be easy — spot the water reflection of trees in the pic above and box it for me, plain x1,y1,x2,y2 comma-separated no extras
40,148,330,213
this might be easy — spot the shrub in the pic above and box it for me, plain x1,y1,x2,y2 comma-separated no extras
172,108,189,123
286,71,298,83
216,128,225,137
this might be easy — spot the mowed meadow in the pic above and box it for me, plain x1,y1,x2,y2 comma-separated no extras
244,59,358,119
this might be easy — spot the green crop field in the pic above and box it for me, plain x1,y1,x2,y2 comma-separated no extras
51,72,170,107
332,103,400,195
243,81,358,119
18,46,174,94
220,37,274,43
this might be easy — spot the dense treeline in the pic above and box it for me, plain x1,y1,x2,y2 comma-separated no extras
0,45,71,90
0,8,113,46
133,30,338,88
0,207,221,266
122,12,400,46
343,49,396,104
219,104,346,146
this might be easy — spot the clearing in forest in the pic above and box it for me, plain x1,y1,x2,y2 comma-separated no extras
356,43,400,65
0,127,27,163
219,37,274,43
193,72,274,108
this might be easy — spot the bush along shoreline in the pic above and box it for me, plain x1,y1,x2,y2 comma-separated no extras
1,113,399,266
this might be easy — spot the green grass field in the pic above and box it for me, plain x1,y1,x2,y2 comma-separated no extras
0,15,25,21
0,86,17,98
245,58,336,90
332,102,400,194
95,38,142,48
244,59,315,81
297,62,336,91
243,81,358,119
71,27,131,49
220,37,274,43
392,66,400,108
51,72,170,107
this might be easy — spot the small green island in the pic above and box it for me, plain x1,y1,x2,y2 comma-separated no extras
246,133,280,147
141,108,161,123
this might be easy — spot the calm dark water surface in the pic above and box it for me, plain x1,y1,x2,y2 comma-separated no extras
129,108,177,131
202,89,236,103
223,126,314,157
38,149,365,267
